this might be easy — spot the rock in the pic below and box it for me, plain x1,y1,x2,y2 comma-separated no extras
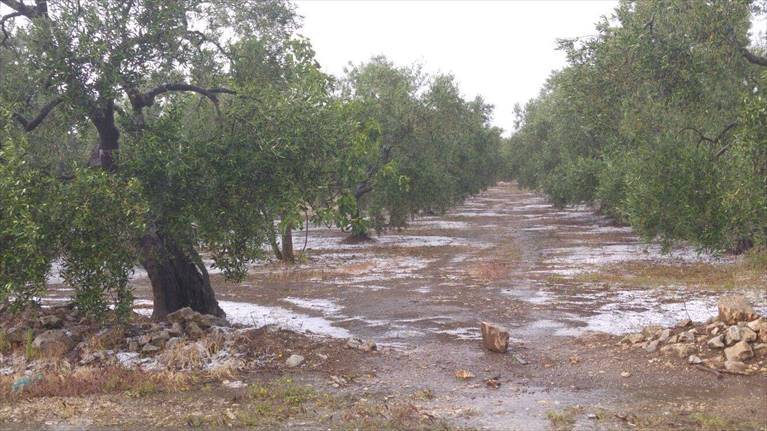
32,330,74,357
724,360,747,373
676,319,693,328
746,317,767,342
718,295,758,325
746,317,765,332
711,326,720,336
128,339,140,352
454,369,475,380
620,333,645,345
38,315,62,329
688,355,703,365
643,340,660,353
724,326,742,345
168,322,183,337
93,327,125,349
703,356,724,369
285,354,304,368
346,337,377,352
666,334,679,344
116,352,140,368
151,330,170,344
620,371,631,378
747,320,767,342
142,344,161,354
166,337,182,350
724,341,753,362
5,326,26,344
707,335,725,349
740,327,757,343
137,334,152,346
658,329,671,343
660,343,696,359
167,307,228,330
185,322,204,339
641,325,663,340
480,322,509,353
222,380,247,389
167,307,201,325
79,350,106,365
512,354,528,365
677,329,696,343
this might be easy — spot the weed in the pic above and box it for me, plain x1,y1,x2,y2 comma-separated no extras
412,388,434,401
0,329,9,353
546,407,578,430
127,380,157,397
690,413,731,431
185,414,206,428
23,329,37,360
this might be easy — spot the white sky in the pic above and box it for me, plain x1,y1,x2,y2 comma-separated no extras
295,0,619,136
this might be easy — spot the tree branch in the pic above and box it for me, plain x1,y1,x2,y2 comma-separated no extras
714,122,738,158
0,0,45,19
131,83,236,117
12,96,62,132
725,26,767,67
680,127,714,144
740,46,767,67
0,11,22,46
186,30,233,62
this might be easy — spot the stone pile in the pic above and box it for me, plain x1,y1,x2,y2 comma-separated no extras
124,307,228,354
620,294,767,375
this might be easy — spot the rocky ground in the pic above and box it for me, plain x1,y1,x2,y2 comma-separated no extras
1,182,766,430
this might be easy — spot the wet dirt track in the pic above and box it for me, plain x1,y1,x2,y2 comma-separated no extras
201,182,767,430
45,182,767,429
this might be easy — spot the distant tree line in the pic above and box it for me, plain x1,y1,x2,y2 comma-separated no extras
504,0,767,253
0,0,502,318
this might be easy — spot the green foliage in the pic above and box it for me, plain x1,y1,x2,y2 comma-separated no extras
504,0,766,252
342,57,503,232
1,0,503,314
0,116,57,307
59,170,147,317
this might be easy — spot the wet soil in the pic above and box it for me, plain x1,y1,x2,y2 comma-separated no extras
29,182,767,429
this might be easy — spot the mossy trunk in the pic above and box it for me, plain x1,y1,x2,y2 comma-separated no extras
139,230,224,320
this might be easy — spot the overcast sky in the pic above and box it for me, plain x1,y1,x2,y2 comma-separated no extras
294,0,619,136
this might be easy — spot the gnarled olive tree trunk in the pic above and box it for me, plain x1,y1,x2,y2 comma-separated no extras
139,230,224,320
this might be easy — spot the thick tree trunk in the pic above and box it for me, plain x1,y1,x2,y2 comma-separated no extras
280,224,295,263
139,230,224,320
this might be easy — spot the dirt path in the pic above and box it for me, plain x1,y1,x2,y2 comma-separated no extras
37,182,767,430
201,182,766,429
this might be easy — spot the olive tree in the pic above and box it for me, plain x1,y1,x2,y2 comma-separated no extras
0,0,320,318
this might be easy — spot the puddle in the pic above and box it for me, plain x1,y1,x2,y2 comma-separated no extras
434,327,481,340
282,297,343,316
542,244,730,274
134,299,352,338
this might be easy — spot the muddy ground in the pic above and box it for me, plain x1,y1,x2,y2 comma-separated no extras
6,182,767,430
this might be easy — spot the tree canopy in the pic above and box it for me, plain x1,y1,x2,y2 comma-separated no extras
0,0,503,317
504,0,767,252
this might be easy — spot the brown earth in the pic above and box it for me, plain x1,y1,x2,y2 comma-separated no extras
3,182,767,430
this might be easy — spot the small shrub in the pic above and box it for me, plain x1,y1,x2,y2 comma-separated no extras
23,329,37,360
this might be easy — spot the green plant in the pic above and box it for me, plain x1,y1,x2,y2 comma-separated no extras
0,329,9,353
23,329,37,360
